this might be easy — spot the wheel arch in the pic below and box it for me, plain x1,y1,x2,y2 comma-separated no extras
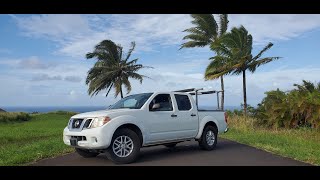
114,123,143,146
195,117,219,139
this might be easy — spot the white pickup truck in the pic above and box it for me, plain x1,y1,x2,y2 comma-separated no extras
63,88,228,164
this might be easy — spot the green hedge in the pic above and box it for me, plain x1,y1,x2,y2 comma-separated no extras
0,112,31,123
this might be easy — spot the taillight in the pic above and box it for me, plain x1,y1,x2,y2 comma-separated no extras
224,112,228,124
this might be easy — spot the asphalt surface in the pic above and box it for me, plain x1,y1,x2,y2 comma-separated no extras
32,138,311,166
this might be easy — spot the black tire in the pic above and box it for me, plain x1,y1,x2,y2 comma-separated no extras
164,143,177,148
199,125,218,150
75,148,99,158
106,128,141,164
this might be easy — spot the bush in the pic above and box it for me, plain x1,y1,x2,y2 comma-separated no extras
47,111,77,116
0,112,31,123
255,80,320,129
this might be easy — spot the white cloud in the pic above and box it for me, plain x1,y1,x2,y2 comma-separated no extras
64,76,82,82
228,14,320,44
11,14,320,58
18,56,54,69
0,56,55,69
1,55,320,107
11,14,92,43
4,14,320,107
31,74,62,81
127,61,320,106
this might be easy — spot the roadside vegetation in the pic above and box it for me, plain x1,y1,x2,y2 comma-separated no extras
222,80,320,165
0,112,31,123
181,14,319,164
0,111,75,166
221,115,320,165
227,80,320,129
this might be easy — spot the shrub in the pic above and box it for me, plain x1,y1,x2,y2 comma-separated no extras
0,112,31,123
255,80,320,129
47,111,77,116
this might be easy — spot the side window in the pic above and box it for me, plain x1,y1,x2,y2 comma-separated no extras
149,94,173,111
175,94,192,111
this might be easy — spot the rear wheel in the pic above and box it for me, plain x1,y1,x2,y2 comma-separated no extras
199,125,218,150
106,128,141,164
75,148,99,158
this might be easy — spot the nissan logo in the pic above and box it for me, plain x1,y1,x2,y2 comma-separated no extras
74,120,80,127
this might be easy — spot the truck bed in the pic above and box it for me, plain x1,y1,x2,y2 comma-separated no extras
197,110,227,134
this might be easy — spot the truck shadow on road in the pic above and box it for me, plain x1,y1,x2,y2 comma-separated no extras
132,140,231,165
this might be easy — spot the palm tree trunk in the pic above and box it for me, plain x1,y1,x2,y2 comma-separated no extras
242,70,247,116
120,84,123,99
220,76,224,111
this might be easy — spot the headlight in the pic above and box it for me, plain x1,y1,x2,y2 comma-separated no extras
89,116,111,129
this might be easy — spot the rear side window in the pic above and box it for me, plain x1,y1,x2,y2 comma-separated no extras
175,94,192,111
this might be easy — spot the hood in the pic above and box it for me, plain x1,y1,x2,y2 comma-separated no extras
71,108,136,119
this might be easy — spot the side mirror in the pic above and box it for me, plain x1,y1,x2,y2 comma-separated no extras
151,103,160,110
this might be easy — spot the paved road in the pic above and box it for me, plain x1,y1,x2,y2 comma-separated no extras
32,138,310,166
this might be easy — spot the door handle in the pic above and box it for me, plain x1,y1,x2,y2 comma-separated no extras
191,113,196,117
171,114,177,117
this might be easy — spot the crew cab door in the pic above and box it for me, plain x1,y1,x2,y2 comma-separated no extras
146,93,182,143
173,93,198,138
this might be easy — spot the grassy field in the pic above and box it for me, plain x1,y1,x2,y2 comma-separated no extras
0,112,75,166
1,111,319,166
221,115,320,165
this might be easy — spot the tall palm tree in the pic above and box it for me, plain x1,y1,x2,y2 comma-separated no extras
85,40,151,98
207,26,281,115
181,14,229,110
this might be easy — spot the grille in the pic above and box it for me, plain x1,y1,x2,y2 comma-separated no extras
71,119,84,129
83,119,92,128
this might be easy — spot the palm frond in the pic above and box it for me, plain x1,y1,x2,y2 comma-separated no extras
122,77,132,94
219,14,228,36
124,41,136,62
252,42,274,61
180,41,209,49
248,57,281,72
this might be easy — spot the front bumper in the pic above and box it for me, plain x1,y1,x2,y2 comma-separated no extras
63,126,113,149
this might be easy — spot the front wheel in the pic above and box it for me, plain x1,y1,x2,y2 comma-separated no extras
199,125,218,150
75,148,99,158
106,128,141,164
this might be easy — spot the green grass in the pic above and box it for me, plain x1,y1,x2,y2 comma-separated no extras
221,115,320,165
0,112,76,166
1,111,319,166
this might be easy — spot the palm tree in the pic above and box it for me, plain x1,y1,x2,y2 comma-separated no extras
181,14,229,110
207,26,281,115
85,40,151,98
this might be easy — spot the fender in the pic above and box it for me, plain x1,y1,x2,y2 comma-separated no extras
106,115,146,144
195,115,219,139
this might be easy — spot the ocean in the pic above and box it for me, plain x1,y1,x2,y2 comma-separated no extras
1,105,240,113
2,106,108,113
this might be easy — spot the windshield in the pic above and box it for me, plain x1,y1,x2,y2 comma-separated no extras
109,93,153,109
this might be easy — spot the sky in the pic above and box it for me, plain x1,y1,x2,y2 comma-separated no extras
1,14,320,107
